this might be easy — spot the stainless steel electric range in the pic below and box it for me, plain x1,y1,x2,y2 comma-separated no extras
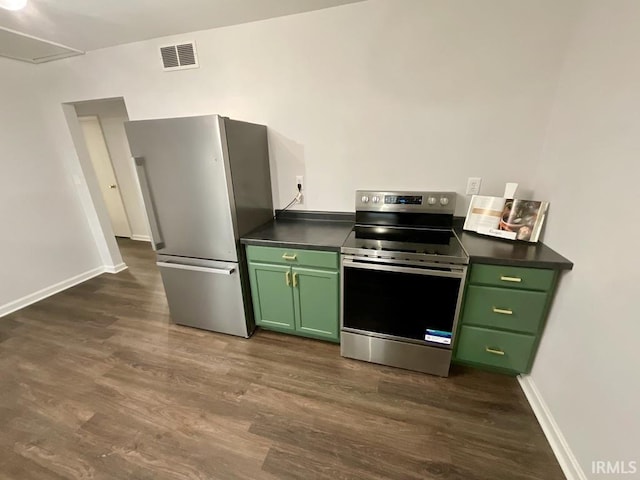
340,190,469,377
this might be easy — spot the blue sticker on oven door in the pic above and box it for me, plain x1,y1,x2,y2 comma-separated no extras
425,329,452,345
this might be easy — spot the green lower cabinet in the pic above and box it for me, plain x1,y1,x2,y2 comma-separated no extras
246,247,340,343
455,326,536,373
462,285,547,334
469,264,556,292
454,263,558,375
293,267,339,341
248,263,295,331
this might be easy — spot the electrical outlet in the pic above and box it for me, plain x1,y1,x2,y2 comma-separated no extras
295,176,304,204
466,177,482,195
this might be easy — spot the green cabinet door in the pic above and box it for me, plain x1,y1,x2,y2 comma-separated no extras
248,262,295,331
292,267,339,342
455,326,536,373
461,285,548,334
469,264,556,292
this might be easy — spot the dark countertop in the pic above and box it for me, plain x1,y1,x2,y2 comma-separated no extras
241,211,573,269
240,211,355,253
456,229,573,270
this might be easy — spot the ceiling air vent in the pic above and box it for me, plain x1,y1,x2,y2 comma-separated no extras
160,42,198,71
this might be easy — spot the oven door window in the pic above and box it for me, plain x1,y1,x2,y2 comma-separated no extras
343,264,461,346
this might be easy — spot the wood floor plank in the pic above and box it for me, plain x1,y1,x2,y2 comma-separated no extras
261,443,388,480
0,238,564,480
250,411,451,480
240,382,450,462
0,449,69,480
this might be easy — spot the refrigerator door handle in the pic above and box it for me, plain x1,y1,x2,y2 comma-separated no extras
156,261,235,275
134,156,165,251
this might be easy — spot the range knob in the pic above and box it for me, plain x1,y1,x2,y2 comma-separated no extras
427,196,437,205
440,197,450,206
372,195,380,203
361,195,370,203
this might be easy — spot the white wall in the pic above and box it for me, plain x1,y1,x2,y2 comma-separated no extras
0,59,103,314
74,99,149,240
38,0,579,215
530,1,640,477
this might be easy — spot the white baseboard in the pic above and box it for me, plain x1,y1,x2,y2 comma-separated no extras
0,261,130,318
130,234,151,242
0,266,105,318
104,262,128,274
518,375,587,480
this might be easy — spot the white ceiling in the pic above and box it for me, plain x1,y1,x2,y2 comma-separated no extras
0,26,82,63
0,0,363,52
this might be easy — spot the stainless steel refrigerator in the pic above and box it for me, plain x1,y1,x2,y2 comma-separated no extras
124,115,273,337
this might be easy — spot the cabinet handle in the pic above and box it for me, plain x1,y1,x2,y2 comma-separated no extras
492,307,513,315
485,347,505,356
282,253,297,261
293,272,298,287
285,271,291,286
500,275,522,283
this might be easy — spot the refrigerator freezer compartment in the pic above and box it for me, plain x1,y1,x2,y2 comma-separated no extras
157,255,248,337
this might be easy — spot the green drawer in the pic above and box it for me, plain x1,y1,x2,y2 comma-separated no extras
469,264,555,292
461,285,547,334
455,326,535,373
246,245,338,270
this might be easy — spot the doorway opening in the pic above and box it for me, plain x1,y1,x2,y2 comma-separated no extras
72,98,150,242
63,97,151,272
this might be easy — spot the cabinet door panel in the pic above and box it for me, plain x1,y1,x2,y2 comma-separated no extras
248,263,295,331
292,267,339,341
461,285,547,334
469,264,555,292
246,245,338,269
455,326,535,373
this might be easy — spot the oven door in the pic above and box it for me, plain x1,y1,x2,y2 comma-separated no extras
341,256,466,348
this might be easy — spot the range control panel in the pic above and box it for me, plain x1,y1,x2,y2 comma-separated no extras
355,190,456,214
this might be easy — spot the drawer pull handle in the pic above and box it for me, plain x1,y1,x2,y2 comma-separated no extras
485,347,505,356
293,272,298,288
492,307,513,315
285,271,291,286
500,275,522,283
282,253,297,261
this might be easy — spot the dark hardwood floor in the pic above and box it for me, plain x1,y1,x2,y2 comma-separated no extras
0,238,564,479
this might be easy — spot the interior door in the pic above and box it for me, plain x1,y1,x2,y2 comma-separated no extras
79,116,131,238
125,115,238,261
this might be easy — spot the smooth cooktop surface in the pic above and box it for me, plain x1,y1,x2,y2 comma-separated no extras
341,226,468,261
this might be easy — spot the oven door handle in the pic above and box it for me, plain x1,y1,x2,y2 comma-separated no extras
342,258,464,278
